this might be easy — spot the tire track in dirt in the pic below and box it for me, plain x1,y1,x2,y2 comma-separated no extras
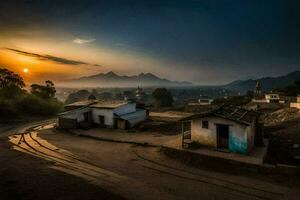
133,149,284,200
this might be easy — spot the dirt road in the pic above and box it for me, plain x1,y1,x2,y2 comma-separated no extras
6,124,300,200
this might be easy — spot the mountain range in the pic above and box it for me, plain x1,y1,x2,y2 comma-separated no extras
60,70,300,91
61,71,192,88
224,71,300,93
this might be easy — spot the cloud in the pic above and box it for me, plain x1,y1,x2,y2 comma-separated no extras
5,48,101,67
72,38,96,44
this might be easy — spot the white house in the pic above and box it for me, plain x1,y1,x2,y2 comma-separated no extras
265,94,280,103
198,97,213,105
290,95,300,109
58,100,148,129
181,105,261,155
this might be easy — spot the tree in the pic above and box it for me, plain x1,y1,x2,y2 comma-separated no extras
0,68,25,89
152,88,173,107
283,80,300,96
123,90,134,99
31,80,56,99
88,94,97,100
65,90,90,104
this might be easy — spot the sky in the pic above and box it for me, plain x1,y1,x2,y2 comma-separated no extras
0,0,299,85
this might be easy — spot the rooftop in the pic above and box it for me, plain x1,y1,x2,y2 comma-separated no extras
65,100,98,108
65,99,130,109
90,100,129,109
181,105,259,126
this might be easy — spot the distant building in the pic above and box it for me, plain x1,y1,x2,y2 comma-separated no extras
198,97,213,105
290,95,300,109
265,94,280,103
181,105,262,155
254,81,263,99
135,86,145,102
58,100,148,130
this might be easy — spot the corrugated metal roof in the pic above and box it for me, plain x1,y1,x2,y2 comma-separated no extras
116,109,146,120
65,100,129,109
90,100,129,109
181,105,259,126
58,106,90,116
65,100,98,108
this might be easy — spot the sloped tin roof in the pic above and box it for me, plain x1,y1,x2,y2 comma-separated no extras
181,105,259,126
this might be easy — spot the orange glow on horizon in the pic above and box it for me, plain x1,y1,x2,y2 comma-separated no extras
0,49,90,84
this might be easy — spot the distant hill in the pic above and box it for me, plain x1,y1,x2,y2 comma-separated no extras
61,71,192,88
225,71,300,93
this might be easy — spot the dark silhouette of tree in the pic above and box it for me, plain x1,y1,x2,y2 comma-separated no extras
88,94,97,100
123,90,134,99
65,90,90,104
152,88,173,107
283,80,300,96
0,68,25,89
31,80,56,99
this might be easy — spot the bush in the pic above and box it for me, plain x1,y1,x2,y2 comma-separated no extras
18,95,64,116
0,98,20,118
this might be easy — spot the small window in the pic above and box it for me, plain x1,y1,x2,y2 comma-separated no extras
202,120,209,129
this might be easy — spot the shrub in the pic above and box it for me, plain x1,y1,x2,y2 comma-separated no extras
0,98,20,118
18,95,64,116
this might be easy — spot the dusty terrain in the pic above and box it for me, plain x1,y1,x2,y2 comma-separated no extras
0,136,124,200
1,123,300,200
264,108,300,164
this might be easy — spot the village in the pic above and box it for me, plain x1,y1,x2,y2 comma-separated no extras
1,74,300,200
56,82,300,166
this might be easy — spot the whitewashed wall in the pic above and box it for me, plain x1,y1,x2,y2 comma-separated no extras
91,108,114,127
290,102,300,109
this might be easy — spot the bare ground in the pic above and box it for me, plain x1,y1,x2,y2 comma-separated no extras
11,127,300,200
263,108,300,165
1,121,300,200
0,136,124,200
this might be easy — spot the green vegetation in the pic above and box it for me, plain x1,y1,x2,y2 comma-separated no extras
0,68,63,120
152,88,173,107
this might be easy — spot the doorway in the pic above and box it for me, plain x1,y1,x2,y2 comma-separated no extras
216,124,229,149
98,115,105,126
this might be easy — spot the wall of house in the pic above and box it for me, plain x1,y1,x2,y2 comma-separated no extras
89,103,138,128
191,118,216,147
91,108,114,127
58,118,77,129
290,102,300,109
191,117,253,154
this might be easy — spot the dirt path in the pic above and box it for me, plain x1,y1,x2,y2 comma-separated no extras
12,127,299,200
0,140,124,200
2,120,300,200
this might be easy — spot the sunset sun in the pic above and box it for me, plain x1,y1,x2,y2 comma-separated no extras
23,68,29,73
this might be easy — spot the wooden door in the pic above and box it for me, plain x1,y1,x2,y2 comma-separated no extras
216,124,229,149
